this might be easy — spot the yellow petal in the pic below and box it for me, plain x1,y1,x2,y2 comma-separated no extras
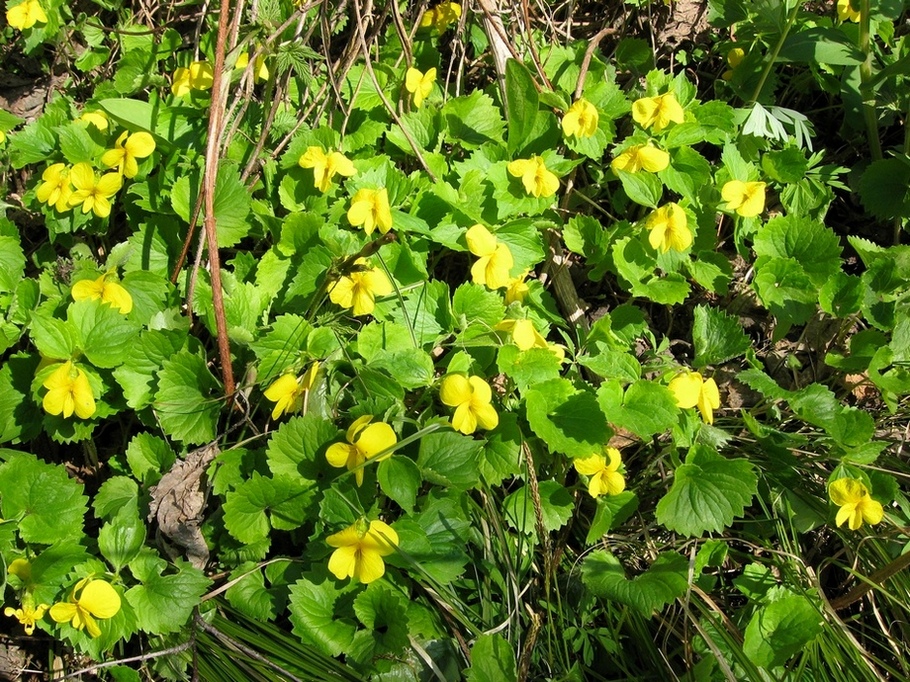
69,163,95,191
472,401,499,431
467,376,492,403
354,548,386,583
507,159,533,179
125,132,156,158
638,145,670,172
668,371,702,409
101,280,132,313
364,520,399,554
861,498,884,525
49,602,77,624
452,403,478,434
79,580,121,619
72,276,105,302
574,454,606,476
354,422,396,459
328,276,355,309
439,374,471,407
466,224,497,258
71,370,96,419
327,544,358,580
97,173,123,197
326,442,357,469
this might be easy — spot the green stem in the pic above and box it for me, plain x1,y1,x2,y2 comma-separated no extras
859,0,883,164
749,2,802,104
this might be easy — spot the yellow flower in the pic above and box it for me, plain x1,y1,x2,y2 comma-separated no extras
420,1,461,32
348,188,393,235
668,370,720,425
235,51,269,82
67,163,122,218
439,374,499,435
328,257,393,316
562,98,599,138
6,0,47,30
466,224,514,290
721,180,766,218
36,163,74,212
101,131,156,179
632,92,685,133
41,361,96,420
727,47,745,69
504,270,530,305
507,155,560,198
298,146,356,193
646,203,692,253
171,61,214,97
837,0,860,22
263,363,319,420
79,110,108,130
71,273,133,313
405,67,436,108
325,415,397,486
494,318,566,362
574,447,625,498
5,598,49,636
829,478,884,530
49,578,121,639
326,519,399,584
7,558,32,582
611,143,670,174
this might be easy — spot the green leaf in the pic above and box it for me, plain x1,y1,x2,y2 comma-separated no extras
0,236,26,294
125,433,176,486
616,169,663,208
752,257,817,327
94,476,139,520
223,473,314,544
857,157,910,220
29,311,77,360
113,330,187,410
466,633,517,682
417,430,483,491
98,98,195,147
481,413,523,486
780,27,864,65
69,299,141,368
265,414,339,481
692,305,751,368
505,59,539,154
370,347,436,389
743,593,823,669
0,354,43,444
453,283,507,329
224,566,277,622
597,379,678,439
154,351,222,444
98,508,145,572
761,148,809,184
288,577,358,657
660,146,712,203
497,345,563,393
503,480,574,533
656,445,758,536
56,122,104,164
443,91,507,150
349,583,410,664
753,216,842,286
579,349,642,384
378,456,421,513
0,453,87,545
497,219,547,273
525,379,609,457
125,559,211,634
581,550,688,615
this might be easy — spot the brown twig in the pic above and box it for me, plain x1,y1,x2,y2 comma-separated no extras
830,548,910,611
201,0,237,399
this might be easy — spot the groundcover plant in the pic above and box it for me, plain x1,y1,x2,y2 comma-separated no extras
1,0,909,679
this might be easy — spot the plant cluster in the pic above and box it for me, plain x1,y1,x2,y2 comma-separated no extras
1,0,909,679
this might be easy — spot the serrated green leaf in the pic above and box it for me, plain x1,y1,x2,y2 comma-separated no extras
69,298,141,368
113,329,187,409
453,283,506,329
581,550,688,615
125,432,176,487
753,216,842,286
466,633,517,682
497,345,563,392
417,430,483,491
125,559,211,634
616,169,663,208
29,311,77,360
692,305,751,368
350,583,410,664
0,236,26,294
265,414,338,480
525,379,609,457
98,508,145,572
223,473,315,544
857,158,910,221
378,456,421,513
288,577,358,657
503,480,574,533
753,257,816,326
505,59,539,154
154,351,222,444
743,594,823,669
94,476,139,520
0,454,87,545
597,379,678,439
656,445,757,536
481,413,523,486
443,91,507,150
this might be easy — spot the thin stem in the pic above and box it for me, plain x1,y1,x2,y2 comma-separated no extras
749,2,802,104
859,0,883,163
